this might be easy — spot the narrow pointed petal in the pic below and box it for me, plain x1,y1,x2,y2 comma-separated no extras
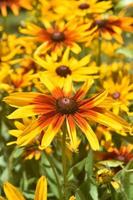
34,176,47,200
39,74,64,98
3,182,25,200
66,115,79,152
74,113,99,150
17,114,56,146
3,92,42,107
87,109,130,134
73,80,94,101
7,105,36,119
40,115,65,149
80,90,108,109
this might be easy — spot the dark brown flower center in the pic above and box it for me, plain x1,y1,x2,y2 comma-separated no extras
51,31,65,42
78,3,90,10
56,97,78,114
56,65,72,77
112,92,120,99
94,19,107,28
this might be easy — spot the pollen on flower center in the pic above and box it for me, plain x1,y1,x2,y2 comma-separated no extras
112,92,120,99
56,65,72,77
56,97,78,114
78,3,90,10
51,31,65,42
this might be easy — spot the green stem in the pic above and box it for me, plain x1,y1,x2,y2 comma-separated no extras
97,37,102,66
61,130,67,200
44,152,62,200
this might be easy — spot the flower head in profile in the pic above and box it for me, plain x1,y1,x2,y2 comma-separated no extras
35,48,98,88
104,144,133,164
1,176,47,200
4,78,131,152
20,20,92,57
0,0,32,16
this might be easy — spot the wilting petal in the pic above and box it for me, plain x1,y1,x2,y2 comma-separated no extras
66,115,79,152
34,176,47,200
3,182,25,200
40,114,65,149
74,113,99,151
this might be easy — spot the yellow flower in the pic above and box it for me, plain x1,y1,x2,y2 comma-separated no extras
62,0,112,19
1,176,47,200
38,0,69,21
35,48,98,88
0,0,33,16
103,75,133,114
87,14,133,44
0,33,21,69
4,79,131,151
20,19,92,57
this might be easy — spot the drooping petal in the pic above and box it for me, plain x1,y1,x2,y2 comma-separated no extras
3,182,25,200
66,115,79,152
40,114,65,149
17,114,56,146
34,176,47,200
74,113,99,151
86,108,130,134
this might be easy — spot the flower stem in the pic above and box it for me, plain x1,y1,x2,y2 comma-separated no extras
61,130,67,200
44,152,62,200
97,37,102,66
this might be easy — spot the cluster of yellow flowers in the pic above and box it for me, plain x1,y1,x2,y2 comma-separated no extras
0,0,133,199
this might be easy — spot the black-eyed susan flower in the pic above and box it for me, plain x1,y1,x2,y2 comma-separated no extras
102,144,133,164
63,0,112,19
103,75,133,114
20,20,92,56
35,48,98,88
4,78,131,151
0,0,32,16
1,176,47,200
87,14,133,44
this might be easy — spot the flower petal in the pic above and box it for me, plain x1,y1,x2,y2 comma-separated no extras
40,114,65,149
74,113,99,151
34,176,47,200
66,115,79,152
3,182,25,200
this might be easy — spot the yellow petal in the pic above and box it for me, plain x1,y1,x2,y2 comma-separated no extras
7,105,36,119
34,176,47,200
3,182,25,200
